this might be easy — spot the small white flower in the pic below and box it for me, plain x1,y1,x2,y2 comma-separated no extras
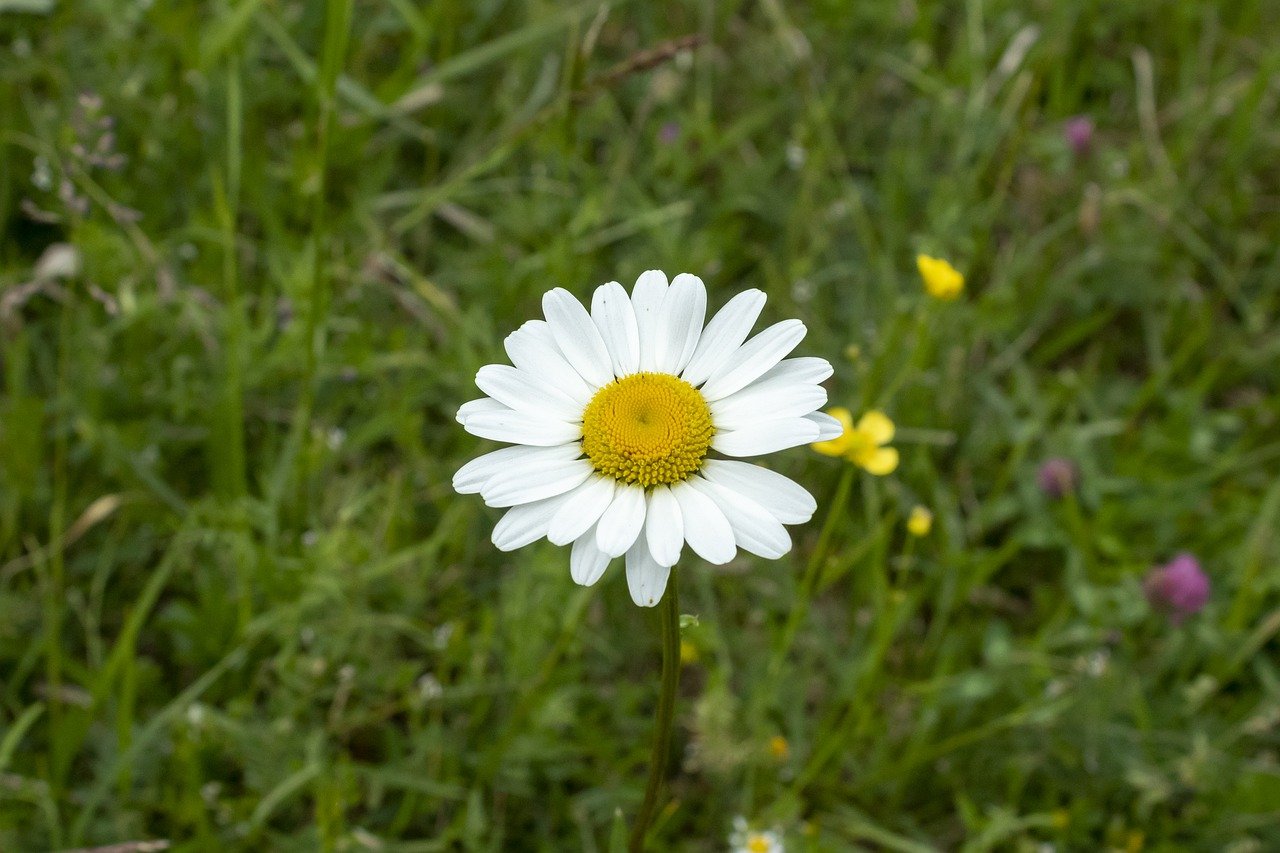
454,272,840,606
416,673,444,702
729,816,784,853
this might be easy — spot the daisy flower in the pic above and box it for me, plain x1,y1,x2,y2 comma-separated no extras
454,271,842,606
729,816,785,853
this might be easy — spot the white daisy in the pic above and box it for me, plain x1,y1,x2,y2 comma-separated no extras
729,816,785,853
454,271,842,606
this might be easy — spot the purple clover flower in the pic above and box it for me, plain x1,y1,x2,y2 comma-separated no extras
1143,553,1210,623
1037,457,1077,499
1064,116,1094,157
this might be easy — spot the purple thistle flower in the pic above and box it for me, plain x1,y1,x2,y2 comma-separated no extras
1143,553,1210,623
1037,457,1077,499
1064,116,1094,157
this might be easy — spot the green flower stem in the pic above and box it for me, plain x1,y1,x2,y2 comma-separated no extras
767,463,856,681
629,566,680,853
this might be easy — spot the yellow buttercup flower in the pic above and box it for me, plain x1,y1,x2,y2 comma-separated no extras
767,735,790,761
917,254,964,300
907,505,933,537
679,639,699,665
810,407,854,456
811,407,899,475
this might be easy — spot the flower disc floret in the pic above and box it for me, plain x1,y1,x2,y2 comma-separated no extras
581,372,714,487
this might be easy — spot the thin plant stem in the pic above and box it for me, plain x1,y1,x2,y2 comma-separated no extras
629,566,680,853
768,463,856,681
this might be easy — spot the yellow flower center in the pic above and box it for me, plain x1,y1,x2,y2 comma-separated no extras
747,835,771,853
581,372,714,487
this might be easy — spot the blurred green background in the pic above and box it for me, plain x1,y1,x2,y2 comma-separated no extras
2,0,1279,850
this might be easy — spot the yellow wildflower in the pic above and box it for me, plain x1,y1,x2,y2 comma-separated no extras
767,735,789,761
917,254,964,300
811,407,899,475
907,505,933,537
679,639,699,665
810,407,855,456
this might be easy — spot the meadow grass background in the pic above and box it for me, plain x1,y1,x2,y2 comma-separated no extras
3,0,1280,850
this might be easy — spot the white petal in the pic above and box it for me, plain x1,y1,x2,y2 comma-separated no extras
547,475,616,545
654,273,706,375
670,480,736,565
481,458,594,508
700,460,816,525
756,356,834,386
805,411,846,441
504,320,594,405
680,289,766,387
625,538,671,607
689,477,791,559
590,281,641,378
463,410,581,446
570,523,612,586
475,364,582,422
595,485,647,557
712,417,820,457
631,270,669,371
710,382,827,428
491,490,576,551
543,288,613,388
456,397,509,425
453,444,581,494
699,319,807,401
644,485,684,567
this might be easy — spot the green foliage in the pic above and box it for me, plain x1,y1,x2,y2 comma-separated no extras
2,0,1279,849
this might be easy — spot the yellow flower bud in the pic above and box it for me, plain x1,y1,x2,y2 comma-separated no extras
907,505,933,537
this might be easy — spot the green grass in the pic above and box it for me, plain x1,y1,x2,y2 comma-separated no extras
2,0,1280,849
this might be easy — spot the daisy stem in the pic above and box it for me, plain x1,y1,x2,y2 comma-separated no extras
629,566,680,852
